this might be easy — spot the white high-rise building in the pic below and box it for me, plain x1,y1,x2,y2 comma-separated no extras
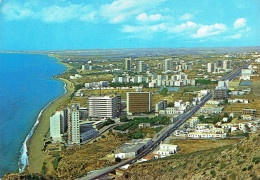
50,111,65,142
223,60,231,69
137,61,145,72
164,59,176,71
68,106,80,144
207,63,215,73
88,96,120,119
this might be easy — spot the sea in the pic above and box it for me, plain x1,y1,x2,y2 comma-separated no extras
0,53,67,177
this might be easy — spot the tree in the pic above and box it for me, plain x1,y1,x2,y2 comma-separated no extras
223,99,228,104
115,157,122,162
224,112,229,117
160,88,168,96
198,115,205,121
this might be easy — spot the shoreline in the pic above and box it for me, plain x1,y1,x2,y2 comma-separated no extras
18,56,74,173
18,78,70,173
27,77,74,173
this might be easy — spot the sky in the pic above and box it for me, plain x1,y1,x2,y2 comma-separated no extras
0,0,259,51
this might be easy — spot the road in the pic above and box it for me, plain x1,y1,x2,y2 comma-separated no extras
79,59,254,180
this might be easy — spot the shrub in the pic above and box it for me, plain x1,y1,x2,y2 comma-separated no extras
197,162,201,168
41,162,47,174
229,173,237,180
252,157,260,164
52,155,62,170
210,170,216,177
248,164,253,170
220,161,227,169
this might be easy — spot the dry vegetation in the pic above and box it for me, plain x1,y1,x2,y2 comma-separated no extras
170,139,240,154
56,132,127,179
117,132,260,180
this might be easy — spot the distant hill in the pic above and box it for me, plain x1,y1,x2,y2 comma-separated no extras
2,46,260,57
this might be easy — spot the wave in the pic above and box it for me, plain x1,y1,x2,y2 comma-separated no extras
18,79,68,173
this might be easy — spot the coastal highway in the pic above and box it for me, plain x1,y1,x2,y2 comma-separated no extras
79,59,254,180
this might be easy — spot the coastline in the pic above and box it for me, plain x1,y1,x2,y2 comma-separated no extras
21,57,74,173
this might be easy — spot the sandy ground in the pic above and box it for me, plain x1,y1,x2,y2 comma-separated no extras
28,78,74,173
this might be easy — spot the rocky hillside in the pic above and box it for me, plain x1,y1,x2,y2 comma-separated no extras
118,132,260,180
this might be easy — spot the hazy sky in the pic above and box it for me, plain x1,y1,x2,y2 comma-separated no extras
0,0,259,50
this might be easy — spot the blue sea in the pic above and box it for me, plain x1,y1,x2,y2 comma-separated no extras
0,53,67,177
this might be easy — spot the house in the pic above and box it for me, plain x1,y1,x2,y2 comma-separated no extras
228,99,249,104
139,123,151,128
221,123,236,130
196,124,214,129
141,153,159,162
231,125,239,132
157,144,179,158
186,117,200,128
222,117,228,122
241,115,253,120
199,107,224,114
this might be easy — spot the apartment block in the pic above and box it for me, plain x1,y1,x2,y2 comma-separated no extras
127,92,152,114
88,96,120,119
50,111,65,142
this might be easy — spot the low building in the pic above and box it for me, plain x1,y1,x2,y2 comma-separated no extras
141,153,159,162
221,123,237,130
228,99,249,104
199,107,224,114
186,117,200,128
188,132,227,139
139,123,151,128
80,123,98,142
157,144,179,157
159,107,185,115
241,115,253,120
242,109,256,117
115,138,152,159
206,100,221,105
222,117,228,122
196,124,214,129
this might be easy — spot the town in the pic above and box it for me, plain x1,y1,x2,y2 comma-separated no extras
39,49,260,179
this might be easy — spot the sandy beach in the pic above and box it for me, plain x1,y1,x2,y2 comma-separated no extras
27,78,74,173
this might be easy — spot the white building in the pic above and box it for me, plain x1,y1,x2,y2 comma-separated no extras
241,115,253,120
196,124,214,130
188,132,227,139
186,117,200,128
206,100,221,105
68,107,80,144
50,111,65,142
223,60,231,70
157,144,179,157
85,81,109,88
88,96,120,119
207,63,215,73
